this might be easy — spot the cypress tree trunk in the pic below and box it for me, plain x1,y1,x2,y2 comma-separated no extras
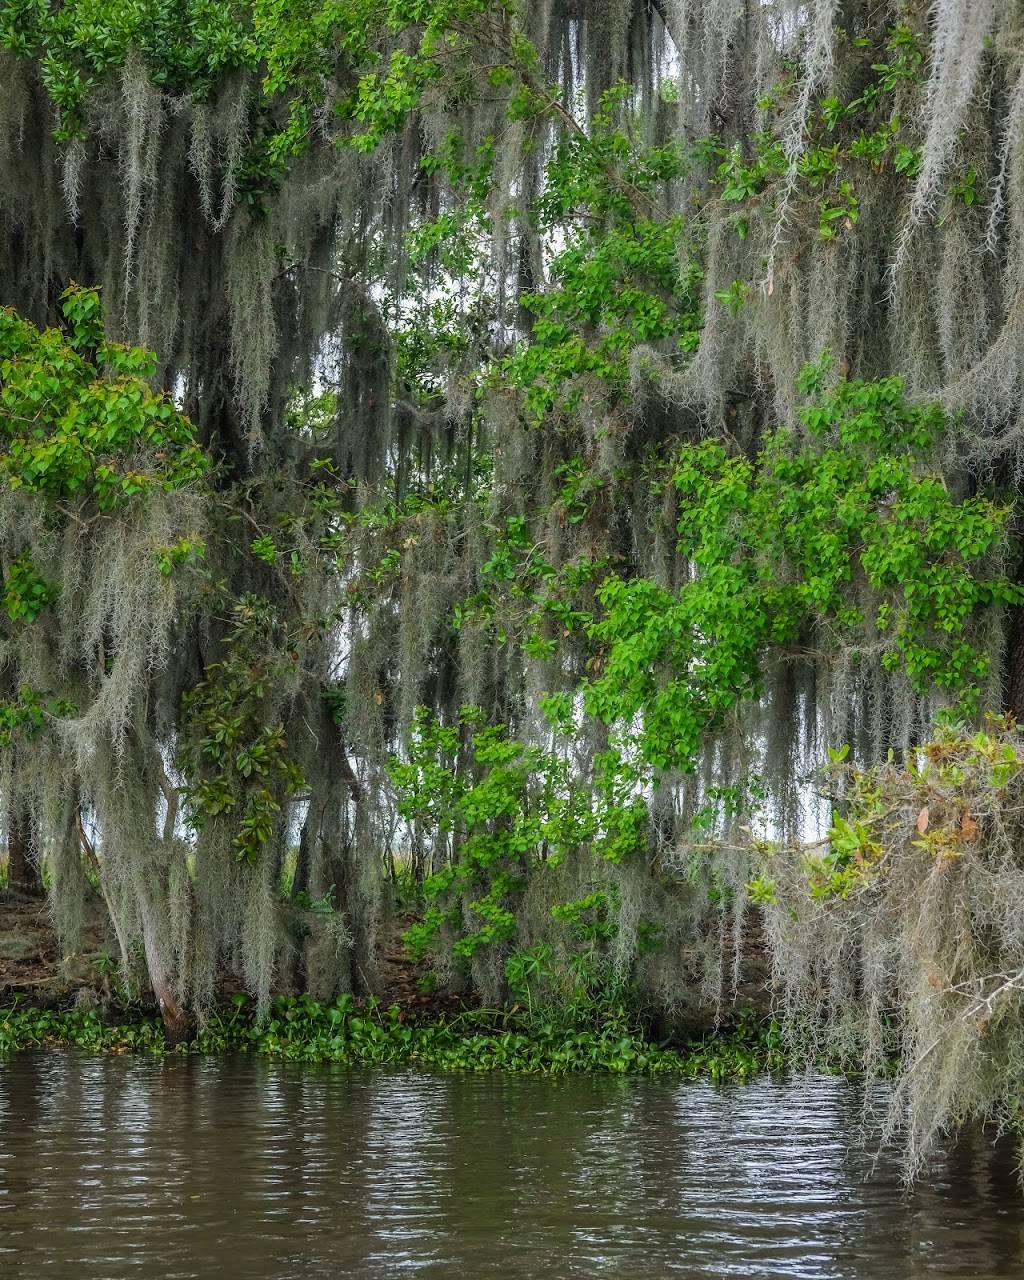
1005,584,1024,721
140,898,191,1045
6,811,42,898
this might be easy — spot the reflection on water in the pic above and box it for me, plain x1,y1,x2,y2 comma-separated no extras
0,1053,1019,1278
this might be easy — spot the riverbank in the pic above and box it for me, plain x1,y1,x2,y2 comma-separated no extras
0,995,786,1079
0,891,472,1020
0,885,786,1078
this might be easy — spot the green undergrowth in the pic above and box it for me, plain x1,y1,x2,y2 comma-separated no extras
0,996,787,1080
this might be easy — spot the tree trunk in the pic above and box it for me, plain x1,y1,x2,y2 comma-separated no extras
1005,601,1024,721
6,810,42,897
139,891,191,1045
152,977,191,1046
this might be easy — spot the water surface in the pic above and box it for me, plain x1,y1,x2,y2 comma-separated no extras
0,1053,1019,1278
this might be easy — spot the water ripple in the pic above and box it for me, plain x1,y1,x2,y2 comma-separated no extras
0,1055,1018,1278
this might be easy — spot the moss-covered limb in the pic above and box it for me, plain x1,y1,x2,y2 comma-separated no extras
0,995,786,1078
752,718,1024,1179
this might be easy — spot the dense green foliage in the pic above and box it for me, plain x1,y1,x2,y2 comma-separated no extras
591,365,1019,775
0,996,784,1078
0,287,206,506
0,0,496,159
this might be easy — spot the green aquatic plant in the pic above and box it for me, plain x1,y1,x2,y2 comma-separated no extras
0,995,786,1079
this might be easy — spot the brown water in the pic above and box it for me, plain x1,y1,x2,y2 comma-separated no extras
0,1054,1020,1278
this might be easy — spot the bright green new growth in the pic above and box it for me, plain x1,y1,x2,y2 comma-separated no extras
389,703,647,995
587,365,1019,774
0,287,207,507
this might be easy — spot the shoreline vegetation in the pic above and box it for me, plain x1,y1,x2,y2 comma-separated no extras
0,889,786,1077
0,995,788,1080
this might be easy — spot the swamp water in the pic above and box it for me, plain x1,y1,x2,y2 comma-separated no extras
0,1053,1020,1278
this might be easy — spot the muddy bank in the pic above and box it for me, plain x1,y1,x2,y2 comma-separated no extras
0,893,473,1021
0,893,109,1004
0,891,770,1033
